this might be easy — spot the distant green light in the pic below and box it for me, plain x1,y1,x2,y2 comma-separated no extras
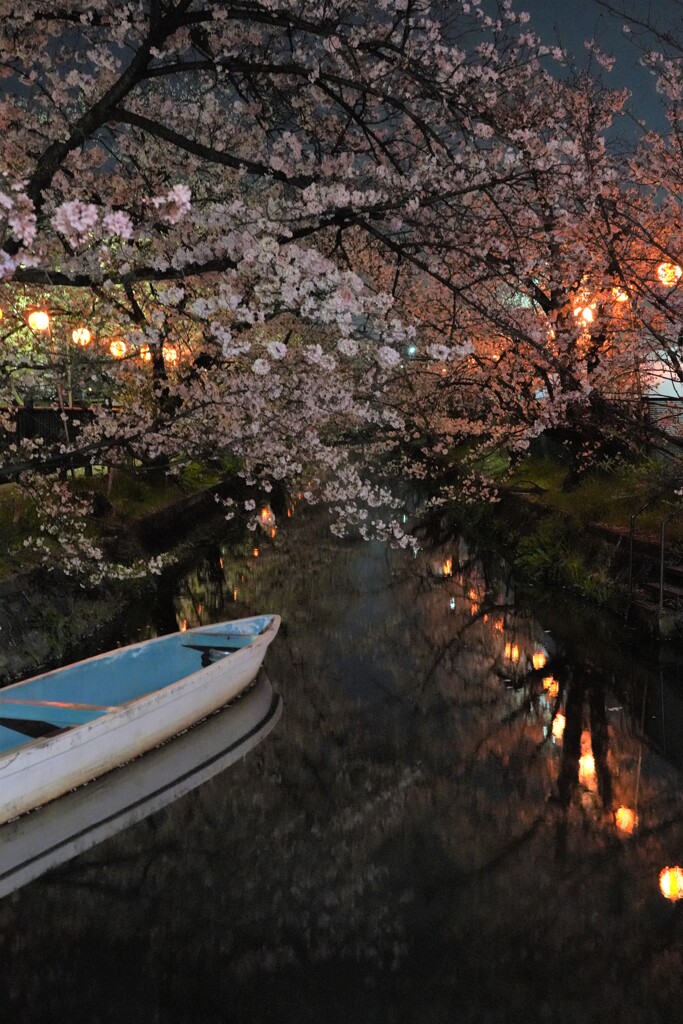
407,344,417,356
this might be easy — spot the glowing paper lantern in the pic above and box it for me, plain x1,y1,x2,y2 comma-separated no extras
163,344,178,364
612,287,628,303
72,326,91,346
109,338,127,358
139,344,153,362
659,866,683,901
442,558,453,577
259,507,276,528
27,310,50,331
656,262,682,287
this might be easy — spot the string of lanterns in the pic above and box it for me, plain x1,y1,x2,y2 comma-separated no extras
19,308,179,362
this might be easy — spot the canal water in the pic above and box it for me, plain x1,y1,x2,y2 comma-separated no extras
0,509,682,1023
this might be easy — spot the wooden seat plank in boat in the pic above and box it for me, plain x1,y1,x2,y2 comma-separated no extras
0,698,113,727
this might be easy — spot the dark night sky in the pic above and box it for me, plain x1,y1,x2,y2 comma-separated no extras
521,0,682,136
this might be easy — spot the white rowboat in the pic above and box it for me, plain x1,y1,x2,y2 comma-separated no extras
0,669,282,900
0,614,280,825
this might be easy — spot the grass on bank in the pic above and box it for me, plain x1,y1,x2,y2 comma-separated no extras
451,451,683,608
503,453,683,544
0,461,225,579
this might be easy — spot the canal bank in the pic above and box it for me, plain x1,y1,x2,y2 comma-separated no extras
0,480,251,683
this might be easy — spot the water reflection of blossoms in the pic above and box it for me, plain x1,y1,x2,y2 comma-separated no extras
429,537,681,895
173,532,278,631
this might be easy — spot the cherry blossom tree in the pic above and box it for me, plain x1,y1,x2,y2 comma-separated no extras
0,0,666,575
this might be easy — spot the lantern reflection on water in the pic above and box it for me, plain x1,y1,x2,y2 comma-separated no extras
504,642,520,663
579,752,596,788
578,730,597,789
532,648,547,670
659,866,683,900
431,556,453,578
543,675,559,698
551,713,566,741
615,806,638,835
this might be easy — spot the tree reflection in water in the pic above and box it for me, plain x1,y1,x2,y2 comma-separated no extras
0,512,682,1024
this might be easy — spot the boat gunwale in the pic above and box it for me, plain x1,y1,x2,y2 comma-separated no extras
0,614,280,770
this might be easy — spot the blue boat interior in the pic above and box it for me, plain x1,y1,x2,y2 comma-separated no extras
0,617,273,755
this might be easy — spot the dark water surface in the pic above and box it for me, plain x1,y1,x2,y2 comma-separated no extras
0,512,682,1023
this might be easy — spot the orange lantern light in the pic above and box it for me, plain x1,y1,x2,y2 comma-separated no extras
579,752,596,787
656,262,682,287
252,547,259,558
163,344,178,364
659,866,683,901
504,642,520,663
543,675,560,698
71,326,91,346
442,558,453,577
27,310,50,331
109,338,127,358
573,305,594,324
612,287,629,303
0,308,3,321
179,619,187,632
532,648,547,670
139,344,153,362
551,713,565,741
615,806,638,835
259,507,276,528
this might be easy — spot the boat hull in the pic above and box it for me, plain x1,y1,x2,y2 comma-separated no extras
0,615,280,825
0,670,282,900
